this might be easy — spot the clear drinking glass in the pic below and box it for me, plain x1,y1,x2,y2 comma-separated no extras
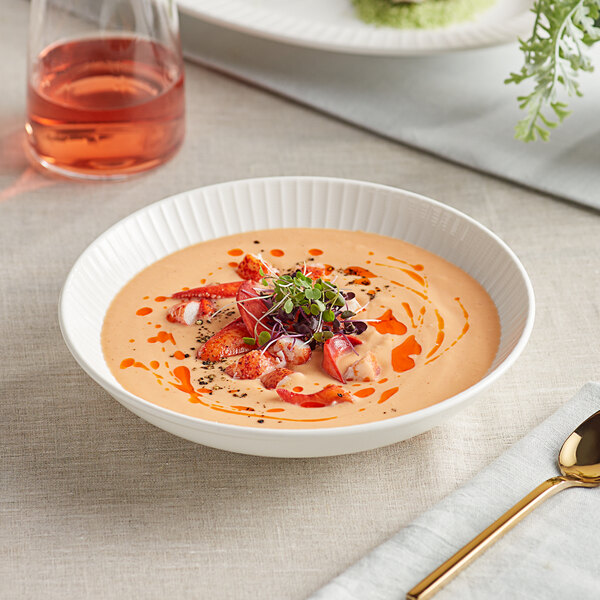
26,0,185,180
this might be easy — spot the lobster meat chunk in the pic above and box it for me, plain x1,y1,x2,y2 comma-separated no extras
225,350,279,380
275,385,353,408
236,280,271,337
197,317,255,362
322,334,363,383
268,337,311,366
236,254,278,281
344,351,381,382
166,299,216,325
260,368,294,390
172,281,243,300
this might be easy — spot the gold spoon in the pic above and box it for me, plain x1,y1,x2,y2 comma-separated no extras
407,410,600,600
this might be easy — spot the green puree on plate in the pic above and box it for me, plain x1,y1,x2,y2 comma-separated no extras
353,0,496,28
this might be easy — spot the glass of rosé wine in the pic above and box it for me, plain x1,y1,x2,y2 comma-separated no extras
26,0,185,180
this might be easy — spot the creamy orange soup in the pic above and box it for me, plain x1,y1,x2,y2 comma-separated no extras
102,229,500,429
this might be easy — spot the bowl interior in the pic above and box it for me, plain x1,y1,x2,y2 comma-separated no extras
60,177,533,423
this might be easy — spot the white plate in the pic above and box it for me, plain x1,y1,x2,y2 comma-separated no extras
177,0,534,56
59,177,534,457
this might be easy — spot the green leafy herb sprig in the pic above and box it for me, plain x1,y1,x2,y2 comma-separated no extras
507,0,600,141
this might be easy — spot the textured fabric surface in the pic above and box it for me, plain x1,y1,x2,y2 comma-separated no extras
1,1,600,599
180,14,600,211
310,383,600,600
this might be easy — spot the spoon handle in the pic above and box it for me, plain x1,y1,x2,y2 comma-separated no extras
406,476,585,600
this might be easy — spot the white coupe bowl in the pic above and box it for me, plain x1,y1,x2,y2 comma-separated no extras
59,177,534,457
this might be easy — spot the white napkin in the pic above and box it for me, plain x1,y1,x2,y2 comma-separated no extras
308,383,600,599
180,15,600,211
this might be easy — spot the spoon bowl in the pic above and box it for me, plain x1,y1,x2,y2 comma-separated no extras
559,410,600,483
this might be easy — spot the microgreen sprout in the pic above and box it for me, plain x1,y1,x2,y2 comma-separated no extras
257,331,271,346
242,330,271,348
